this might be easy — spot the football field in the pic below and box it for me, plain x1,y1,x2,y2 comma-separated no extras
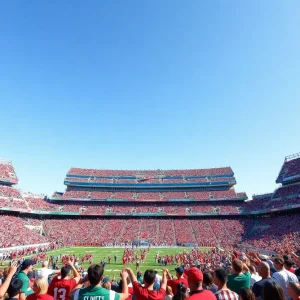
31,246,212,278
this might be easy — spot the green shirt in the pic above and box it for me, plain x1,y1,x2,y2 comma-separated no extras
72,286,120,300
16,271,33,296
227,271,251,294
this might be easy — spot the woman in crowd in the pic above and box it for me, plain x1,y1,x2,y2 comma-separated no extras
27,278,53,300
262,281,285,300
173,283,188,300
239,288,256,300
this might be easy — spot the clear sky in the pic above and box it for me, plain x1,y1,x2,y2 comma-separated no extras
0,0,299,198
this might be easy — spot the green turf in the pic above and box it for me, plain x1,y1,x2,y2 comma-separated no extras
30,246,212,279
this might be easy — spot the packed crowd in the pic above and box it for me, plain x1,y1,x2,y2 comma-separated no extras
67,167,234,177
0,186,22,199
0,162,18,184
0,214,298,252
273,184,300,198
277,155,300,182
61,189,244,201
1,246,300,300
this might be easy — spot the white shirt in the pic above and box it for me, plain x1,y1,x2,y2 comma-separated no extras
273,269,299,299
36,267,55,279
250,273,262,287
155,274,162,284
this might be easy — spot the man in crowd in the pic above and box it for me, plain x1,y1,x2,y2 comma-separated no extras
36,260,60,282
252,261,276,300
48,257,81,300
5,278,24,300
126,267,167,300
166,266,189,294
272,256,299,300
227,259,251,294
185,267,215,300
16,259,36,296
72,264,128,300
249,265,261,287
214,268,239,300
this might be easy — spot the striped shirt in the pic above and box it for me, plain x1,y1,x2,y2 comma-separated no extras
215,289,239,300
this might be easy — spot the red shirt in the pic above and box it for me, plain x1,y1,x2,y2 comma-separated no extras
27,294,54,300
133,281,166,300
167,277,189,294
187,289,215,300
48,277,77,300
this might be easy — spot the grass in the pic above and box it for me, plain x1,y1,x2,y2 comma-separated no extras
29,246,212,278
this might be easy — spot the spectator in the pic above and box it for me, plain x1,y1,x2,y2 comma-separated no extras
287,282,300,300
173,283,188,300
73,265,128,300
0,261,18,299
249,265,261,288
252,261,276,300
16,259,36,296
227,259,251,295
272,256,299,300
126,268,167,300
202,272,218,293
137,271,143,285
27,278,54,300
5,278,23,300
185,267,215,300
36,260,60,282
48,257,81,300
213,268,239,300
284,259,295,274
239,288,256,300
102,277,111,290
164,286,173,300
166,267,189,295
262,280,285,300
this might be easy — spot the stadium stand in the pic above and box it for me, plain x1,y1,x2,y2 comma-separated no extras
0,159,18,184
276,152,300,183
0,155,300,255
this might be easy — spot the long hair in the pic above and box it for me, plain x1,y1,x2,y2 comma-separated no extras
262,280,285,300
240,288,256,300
173,283,187,300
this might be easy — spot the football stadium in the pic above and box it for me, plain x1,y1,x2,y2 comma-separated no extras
1,153,300,251
1,1,300,299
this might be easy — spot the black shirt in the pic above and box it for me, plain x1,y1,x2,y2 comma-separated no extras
252,277,276,299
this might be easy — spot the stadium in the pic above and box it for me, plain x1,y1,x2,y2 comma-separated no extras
1,152,299,253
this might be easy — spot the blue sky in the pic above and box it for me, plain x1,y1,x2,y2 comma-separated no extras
0,0,299,197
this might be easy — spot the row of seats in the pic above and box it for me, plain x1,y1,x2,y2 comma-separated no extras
67,167,234,177
273,183,300,198
65,176,235,184
62,189,241,200
20,197,243,213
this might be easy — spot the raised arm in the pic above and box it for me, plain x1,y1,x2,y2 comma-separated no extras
0,261,17,297
65,257,81,283
160,269,167,291
119,270,129,300
125,268,137,283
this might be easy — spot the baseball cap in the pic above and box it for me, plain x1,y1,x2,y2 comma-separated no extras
102,277,110,284
185,267,203,282
21,259,35,270
175,267,184,274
